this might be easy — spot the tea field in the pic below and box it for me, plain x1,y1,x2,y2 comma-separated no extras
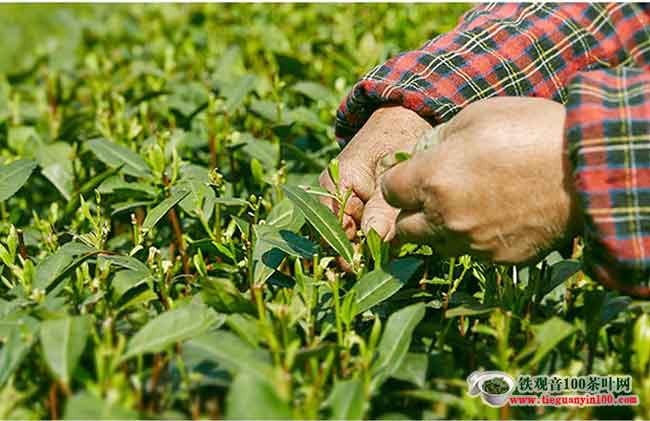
0,4,649,420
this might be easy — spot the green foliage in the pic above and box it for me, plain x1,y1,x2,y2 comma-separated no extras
0,160,37,201
0,3,648,420
40,315,92,385
282,185,354,264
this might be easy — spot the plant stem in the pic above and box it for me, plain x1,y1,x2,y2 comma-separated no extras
331,275,344,346
163,175,189,275
16,229,27,260
49,381,58,420
214,203,221,243
338,188,352,225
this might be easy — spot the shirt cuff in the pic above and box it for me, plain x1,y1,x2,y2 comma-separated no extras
565,67,650,297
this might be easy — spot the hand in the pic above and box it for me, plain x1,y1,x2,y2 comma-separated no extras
380,97,583,264
319,106,432,239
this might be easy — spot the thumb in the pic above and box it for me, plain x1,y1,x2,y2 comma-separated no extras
361,187,400,241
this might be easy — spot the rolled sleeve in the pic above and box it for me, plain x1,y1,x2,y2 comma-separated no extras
336,3,647,146
566,67,650,297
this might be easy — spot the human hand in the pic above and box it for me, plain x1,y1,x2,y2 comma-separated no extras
319,106,433,239
380,97,583,263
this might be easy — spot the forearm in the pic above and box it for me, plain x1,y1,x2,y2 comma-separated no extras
337,3,648,145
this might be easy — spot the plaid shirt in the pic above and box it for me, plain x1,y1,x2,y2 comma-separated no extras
336,3,650,297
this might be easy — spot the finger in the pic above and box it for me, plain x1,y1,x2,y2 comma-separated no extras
342,213,357,240
394,211,478,258
380,154,429,210
319,170,365,223
361,187,399,241
318,170,339,211
336,242,361,273
395,210,441,244
344,195,364,224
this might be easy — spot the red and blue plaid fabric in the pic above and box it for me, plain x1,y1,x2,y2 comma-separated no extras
336,3,650,296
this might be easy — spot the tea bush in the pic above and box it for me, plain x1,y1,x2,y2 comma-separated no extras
0,4,649,419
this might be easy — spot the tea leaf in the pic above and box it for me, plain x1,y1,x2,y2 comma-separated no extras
391,353,428,387
266,198,305,232
0,159,36,201
634,313,650,373
254,225,317,259
122,303,223,361
352,257,422,315
226,372,292,420
445,304,496,319
39,315,92,384
141,189,190,231
517,317,577,367
0,321,38,386
282,185,353,263
87,138,150,178
64,392,138,420
372,302,425,385
540,260,581,298
184,330,273,377
326,379,365,420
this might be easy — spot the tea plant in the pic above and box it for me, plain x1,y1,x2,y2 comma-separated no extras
0,4,649,420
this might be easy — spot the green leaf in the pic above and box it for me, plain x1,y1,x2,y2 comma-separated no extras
86,138,150,178
366,228,389,268
36,142,74,200
8,127,41,157
45,250,101,294
0,313,39,341
240,134,278,170
0,159,36,201
98,254,150,274
252,236,287,286
225,372,291,420
34,250,73,291
540,260,581,298
226,313,260,347
254,225,317,259
266,198,305,232
64,392,138,420
176,178,216,220
97,176,156,198
39,315,92,384
372,303,425,385
326,379,365,420
634,313,650,373
600,295,632,326
445,304,496,319
213,196,249,207
121,303,223,361
282,185,353,264
184,330,272,378
291,81,336,104
201,278,257,315
516,317,577,367
584,291,631,337
42,163,73,200
391,353,428,387
222,74,256,110
0,321,38,387
141,189,190,231
33,241,95,291
111,270,150,301
352,257,422,315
